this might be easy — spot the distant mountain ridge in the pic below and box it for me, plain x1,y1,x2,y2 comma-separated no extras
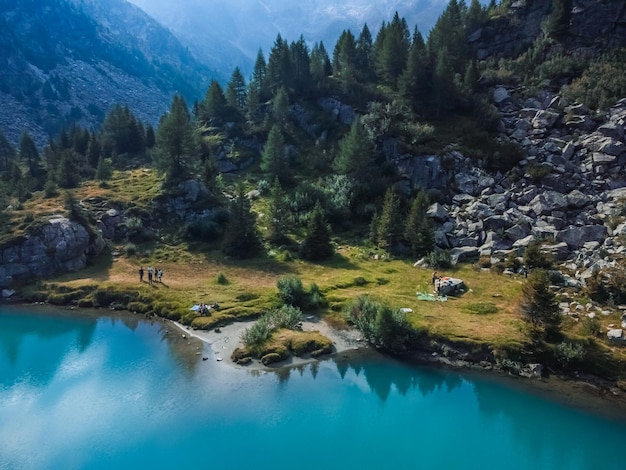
0,0,220,145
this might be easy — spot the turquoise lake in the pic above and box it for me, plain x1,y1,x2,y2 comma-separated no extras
1,305,626,470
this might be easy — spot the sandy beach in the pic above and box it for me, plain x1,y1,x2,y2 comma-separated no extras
173,316,367,369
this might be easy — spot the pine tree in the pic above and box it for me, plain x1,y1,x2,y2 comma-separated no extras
334,117,373,177
225,67,247,111
198,80,228,125
355,24,374,82
95,155,113,184
376,188,401,250
271,87,290,129
332,30,358,94
0,129,16,172
260,124,287,182
56,149,81,189
266,34,293,95
153,94,196,185
404,190,434,257
310,41,332,90
290,36,311,97
398,28,430,113
374,12,410,89
222,183,262,259
300,201,333,261
521,269,561,339
250,49,269,103
267,178,291,245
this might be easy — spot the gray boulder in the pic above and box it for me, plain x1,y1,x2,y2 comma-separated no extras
556,225,607,249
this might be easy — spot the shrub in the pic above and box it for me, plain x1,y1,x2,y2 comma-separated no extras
125,243,137,256
277,275,305,307
216,272,229,285
427,250,452,269
581,316,601,337
554,341,586,367
308,283,327,309
354,276,368,286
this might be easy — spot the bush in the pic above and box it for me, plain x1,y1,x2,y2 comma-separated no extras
277,275,305,307
354,276,368,286
554,341,586,367
216,272,229,285
427,250,452,269
308,283,327,309
241,305,303,347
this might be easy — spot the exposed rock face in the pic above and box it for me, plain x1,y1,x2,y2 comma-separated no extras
0,217,105,288
472,0,626,61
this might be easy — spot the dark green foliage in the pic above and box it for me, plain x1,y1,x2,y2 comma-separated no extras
333,30,358,95
198,80,229,125
564,49,626,111
372,188,401,251
221,183,262,259
404,190,434,258
427,250,452,269
334,117,373,177
344,295,416,352
225,67,247,111
266,178,291,245
95,155,113,184
585,267,626,305
261,125,287,182
300,201,334,261
373,12,410,88
216,272,229,285
277,275,305,307
241,304,303,347
0,129,16,172
520,269,561,340
544,0,573,38
523,240,554,270
153,95,197,186
101,105,145,158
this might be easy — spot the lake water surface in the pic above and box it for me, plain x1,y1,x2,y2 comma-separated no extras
1,305,626,470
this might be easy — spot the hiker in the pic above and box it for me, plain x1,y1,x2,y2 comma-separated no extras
432,271,438,285
138,266,144,283
147,266,153,285
157,268,163,283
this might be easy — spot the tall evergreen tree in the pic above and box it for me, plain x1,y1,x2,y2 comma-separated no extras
271,87,290,129
300,201,334,261
374,12,410,88
355,23,374,82
266,178,291,245
290,36,311,96
0,129,16,172
225,67,247,111
404,190,434,257
260,125,287,182
398,28,430,113
266,34,294,95
334,117,373,177
310,41,332,90
56,149,82,189
332,30,358,94
222,183,262,258
521,269,561,339
153,95,196,185
198,80,228,125
375,188,401,250
250,49,269,102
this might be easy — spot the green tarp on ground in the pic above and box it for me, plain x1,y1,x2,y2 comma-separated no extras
417,292,448,302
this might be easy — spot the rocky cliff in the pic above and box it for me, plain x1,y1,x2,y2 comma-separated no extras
0,216,105,288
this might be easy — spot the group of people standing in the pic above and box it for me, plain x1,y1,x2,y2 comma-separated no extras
138,266,163,285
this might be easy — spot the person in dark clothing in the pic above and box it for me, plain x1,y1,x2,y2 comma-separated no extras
139,266,144,283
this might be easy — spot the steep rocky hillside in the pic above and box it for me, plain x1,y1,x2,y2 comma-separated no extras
0,0,219,146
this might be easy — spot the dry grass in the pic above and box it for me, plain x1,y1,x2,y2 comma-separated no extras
15,167,530,350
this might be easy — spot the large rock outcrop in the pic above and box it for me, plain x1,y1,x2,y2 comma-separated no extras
0,217,105,288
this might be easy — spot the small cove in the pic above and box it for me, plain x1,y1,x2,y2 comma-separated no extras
1,304,626,470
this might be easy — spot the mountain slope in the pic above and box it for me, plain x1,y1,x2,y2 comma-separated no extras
0,0,219,145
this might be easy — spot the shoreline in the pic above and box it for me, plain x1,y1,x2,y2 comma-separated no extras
5,301,626,420
172,315,367,370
